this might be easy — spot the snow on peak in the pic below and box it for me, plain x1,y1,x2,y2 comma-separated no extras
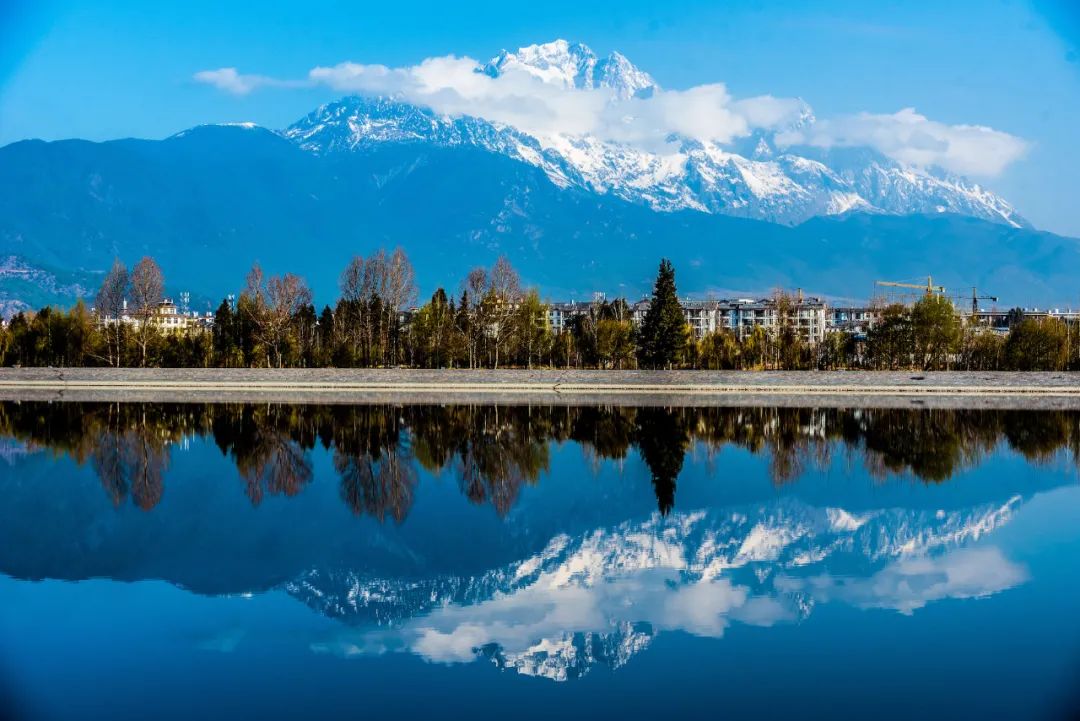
298,498,1028,681
168,121,273,140
483,39,659,99
278,41,1024,228
483,39,595,89
594,50,658,99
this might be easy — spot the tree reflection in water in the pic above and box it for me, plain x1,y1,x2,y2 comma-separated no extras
332,406,416,523
211,405,314,506
89,404,170,510
635,408,689,516
2,402,1079,517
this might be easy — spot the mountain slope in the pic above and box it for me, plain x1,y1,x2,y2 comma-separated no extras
0,39,1060,311
279,39,1026,228
0,126,1076,309
296,498,1028,680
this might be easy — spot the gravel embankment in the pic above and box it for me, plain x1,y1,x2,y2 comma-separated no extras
1,368,1080,408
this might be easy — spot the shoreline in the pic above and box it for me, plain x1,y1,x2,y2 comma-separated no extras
2,368,1080,409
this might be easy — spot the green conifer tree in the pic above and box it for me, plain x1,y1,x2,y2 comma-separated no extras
637,259,687,369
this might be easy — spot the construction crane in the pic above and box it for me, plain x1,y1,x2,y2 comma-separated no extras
963,286,999,321
875,276,946,304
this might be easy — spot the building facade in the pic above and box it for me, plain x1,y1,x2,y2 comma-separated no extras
826,306,878,337
96,298,213,333
629,296,829,344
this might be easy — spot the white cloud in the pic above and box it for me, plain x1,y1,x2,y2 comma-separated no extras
193,67,303,95
304,508,1028,680
195,53,1028,177
305,57,823,154
310,56,618,142
199,56,802,151
310,545,1025,673
778,107,1029,177
312,568,794,675
777,546,1028,615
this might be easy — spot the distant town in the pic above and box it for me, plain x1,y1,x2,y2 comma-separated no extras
1,251,1078,371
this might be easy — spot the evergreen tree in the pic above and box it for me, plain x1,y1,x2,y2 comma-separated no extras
637,259,687,369
317,305,336,366
213,298,238,366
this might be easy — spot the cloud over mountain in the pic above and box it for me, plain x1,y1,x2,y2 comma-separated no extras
192,67,295,95
778,108,1030,177
304,51,802,151
195,39,1027,178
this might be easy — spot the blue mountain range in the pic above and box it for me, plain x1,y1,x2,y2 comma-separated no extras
0,40,1076,313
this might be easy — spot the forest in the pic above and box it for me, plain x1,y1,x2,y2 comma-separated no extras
1,251,1078,371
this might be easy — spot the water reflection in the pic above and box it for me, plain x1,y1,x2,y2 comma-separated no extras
0,401,1076,688
2,403,1079,517
302,499,1029,680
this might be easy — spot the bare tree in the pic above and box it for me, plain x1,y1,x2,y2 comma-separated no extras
129,256,164,367
340,255,366,304
382,248,417,365
365,249,388,302
95,258,129,366
385,248,418,311
242,263,266,311
465,267,488,302
240,264,311,367
264,272,312,367
462,268,489,368
486,256,523,369
239,263,268,365
363,251,389,362
490,256,522,301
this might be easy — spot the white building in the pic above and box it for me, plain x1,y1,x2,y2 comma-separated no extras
630,296,829,344
96,298,213,333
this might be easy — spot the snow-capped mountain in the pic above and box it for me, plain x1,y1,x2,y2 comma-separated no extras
482,40,658,99
296,496,1027,681
282,39,1026,227
285,96,584,189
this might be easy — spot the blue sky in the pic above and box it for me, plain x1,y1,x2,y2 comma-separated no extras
2,0,1079,235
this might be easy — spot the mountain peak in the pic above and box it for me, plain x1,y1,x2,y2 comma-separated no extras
594,50,657,99
271,42,1023,229
483,40,658,99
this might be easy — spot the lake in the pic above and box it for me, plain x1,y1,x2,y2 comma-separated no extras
1,402,1079,720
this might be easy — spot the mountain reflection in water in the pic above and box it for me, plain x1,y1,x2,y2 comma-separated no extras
304,504,1028,681
0,401,1077,693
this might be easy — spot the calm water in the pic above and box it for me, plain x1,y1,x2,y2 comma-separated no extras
1,402,1079,720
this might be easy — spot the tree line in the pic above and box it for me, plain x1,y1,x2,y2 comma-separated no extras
4,402,1078,519
1,253,1078,371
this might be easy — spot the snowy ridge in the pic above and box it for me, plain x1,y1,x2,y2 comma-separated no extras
294,496,1027,681
169,121,267,139
482,39,658,99
283,96,583,188
276,40,1026,227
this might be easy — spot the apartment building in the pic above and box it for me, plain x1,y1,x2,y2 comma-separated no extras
629,296,829,344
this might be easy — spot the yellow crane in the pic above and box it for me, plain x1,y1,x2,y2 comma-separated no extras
875,276,946,300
